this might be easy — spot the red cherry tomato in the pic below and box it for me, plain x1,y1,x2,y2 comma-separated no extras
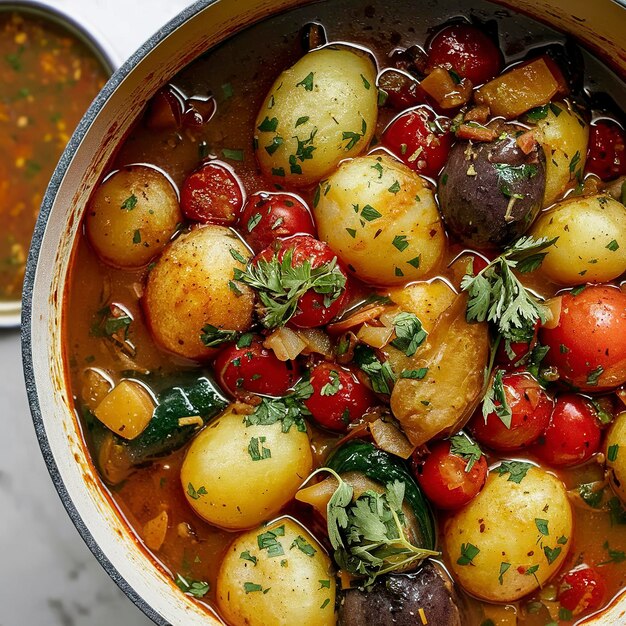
255,235,350,328
540,286,626,391
180,161,244,225
413,438,488,509
531,394,601,467
470,371,553,451
426,24,503,86
586,119,626,181
495,322,540,367
213,335,298,398
382,106,453,177
239,192,316,253
304,362,375,432
558,566,606,615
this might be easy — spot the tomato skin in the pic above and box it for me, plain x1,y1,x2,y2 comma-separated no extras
382,106,453,177
558,566,606,615
255,235,350,328
531,394,601,467
413,440,488,509
238,192,316,253
426,24,503,86
304,362,375,432
470,371,553,451
540,286,626,391
180,161,244,225
586,119,626,181
213,335,299,398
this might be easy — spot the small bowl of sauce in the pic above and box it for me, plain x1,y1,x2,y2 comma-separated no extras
0,3,114,326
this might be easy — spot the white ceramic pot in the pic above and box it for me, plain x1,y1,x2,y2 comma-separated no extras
22,0,626,624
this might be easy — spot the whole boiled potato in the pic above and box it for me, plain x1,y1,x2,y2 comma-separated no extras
606,411,626,505
438,133,546,248
86,165,182,267
314,154,446,285
444,464,572,602
143,225,254,360
255,47,377,186
180,406,313,529
531,194,626,285
533,101,589,207
217,517,336,626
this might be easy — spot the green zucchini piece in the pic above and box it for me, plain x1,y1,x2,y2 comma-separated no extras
326,439,436,550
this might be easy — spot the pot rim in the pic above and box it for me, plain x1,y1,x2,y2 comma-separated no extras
21,1,215,622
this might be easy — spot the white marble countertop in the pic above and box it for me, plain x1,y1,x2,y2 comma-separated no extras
0,1,194,624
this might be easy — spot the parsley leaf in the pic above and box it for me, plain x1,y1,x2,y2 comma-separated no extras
495,460,532,484
457,542,480,566
121,194,138,210
482,369,513,428
175,574,209,598
248,436,272,461
199,324,240,348
390,312,427,357
257,525,285,557
321,369,341,396
450,433,484,472
291,536,316,557
354,345,396,394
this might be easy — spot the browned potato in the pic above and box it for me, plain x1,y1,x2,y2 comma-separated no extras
390,294,489,446
86,165,182,267
143,225,254,360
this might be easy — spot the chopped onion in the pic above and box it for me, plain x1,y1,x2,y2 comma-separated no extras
264,326,306,361
296,327,333,357
369,418,415,459
542,296,562,329
357,323,394,349
327,304,389,334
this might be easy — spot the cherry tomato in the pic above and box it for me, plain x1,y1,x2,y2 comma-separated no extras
558,566,606,615
413,438,488,509
531,394,601,467
180,161,244,225
495,322,539,367
426,24,503,86
213,335,299,398
470,371,553,451
255,235,350,328
304,362,375,432
239,192,316,253
540,286,626,391
586,119,626,181
382,106,453,177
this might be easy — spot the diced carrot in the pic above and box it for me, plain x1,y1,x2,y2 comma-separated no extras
456,123,498,142
420,67,472,109
516,129,538,154
475,56,564,119
464,104,490,123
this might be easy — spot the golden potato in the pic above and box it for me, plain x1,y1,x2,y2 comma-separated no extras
217,517,336,626
606,411,626,505
86,165,182,267
531,194,626,285
444,463,572,602
180,406,313,529
314,154,446,285
255,47,377,186
143,225,254,360
534,101,589,207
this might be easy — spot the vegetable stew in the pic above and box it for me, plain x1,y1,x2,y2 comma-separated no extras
64,1,626,625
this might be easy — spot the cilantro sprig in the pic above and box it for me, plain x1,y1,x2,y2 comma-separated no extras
449,433,485,472
482,369,513,428
460,236,557,343
234,248,346,328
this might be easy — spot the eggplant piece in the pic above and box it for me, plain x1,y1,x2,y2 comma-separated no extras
438,133,546,248
338,562,462,626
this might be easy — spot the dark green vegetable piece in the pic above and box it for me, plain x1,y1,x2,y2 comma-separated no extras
326,439,436,550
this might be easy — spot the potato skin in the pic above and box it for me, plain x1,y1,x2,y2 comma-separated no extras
534,101,589,207
143,225,254,360
531,194,626,285
180,407,313,530
606,411,626,505
86,165,182,267
217,517,336,626
314,154,446,285
444,465,572,602
255,47,377,186
438,135,546,248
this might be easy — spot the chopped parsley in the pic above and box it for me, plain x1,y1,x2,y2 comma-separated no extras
291,536,317,557
200,324,240,348
121,194,138,211
187,483,207,500
321,370,341,396
257,525,285,557
495,460,532,484
450,433,484,472
296,72,315,91
248,436,272,461
354,344,396,395
457,542,480,566
392,235,409,252
175,574,209,598
390,312,427,357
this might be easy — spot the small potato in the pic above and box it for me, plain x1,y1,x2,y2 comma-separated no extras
531,194,626,285
86,165,182,267
180,406,313,530
255,47,377,186
444,464,572,602
314,154,446,285
606,411,626,505
534,101,589,207
143,225,254,360
217,517,335,626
